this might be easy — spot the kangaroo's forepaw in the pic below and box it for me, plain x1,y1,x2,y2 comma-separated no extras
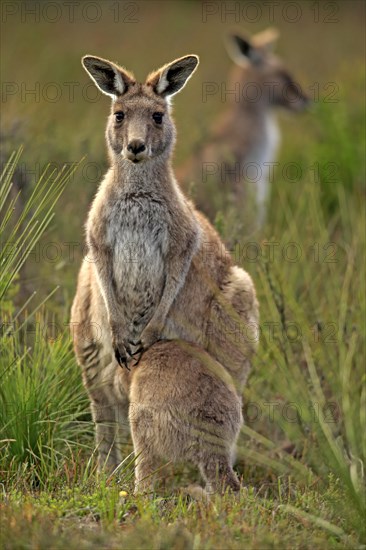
127,341,144,365
113,343,130,370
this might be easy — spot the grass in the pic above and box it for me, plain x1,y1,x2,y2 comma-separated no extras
0,324,91,487
2,477,358,549
0,153,90,487
1,1,365,548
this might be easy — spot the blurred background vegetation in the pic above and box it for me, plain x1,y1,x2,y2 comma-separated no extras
1,1,365,547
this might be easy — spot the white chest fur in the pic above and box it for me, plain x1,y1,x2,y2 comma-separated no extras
262,113,280,168
245,113,280,224
105,193,170,332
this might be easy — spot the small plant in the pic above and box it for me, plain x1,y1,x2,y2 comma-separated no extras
0,150,91,486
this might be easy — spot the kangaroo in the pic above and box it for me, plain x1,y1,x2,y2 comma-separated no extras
177,28,309,227
128,340,242,494
71,54,259,473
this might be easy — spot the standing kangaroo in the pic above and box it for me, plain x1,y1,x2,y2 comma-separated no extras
71,54,258,477
177,28,309,226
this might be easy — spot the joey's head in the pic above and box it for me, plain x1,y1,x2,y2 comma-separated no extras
226,28,310,112
82,54,199,164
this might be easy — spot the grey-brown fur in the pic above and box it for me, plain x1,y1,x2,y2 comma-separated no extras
128,340,242,494
71,54,259,476
177,28,309,225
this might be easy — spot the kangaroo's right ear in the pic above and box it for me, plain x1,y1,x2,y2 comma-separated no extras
82,56,135,99
225,34,262,67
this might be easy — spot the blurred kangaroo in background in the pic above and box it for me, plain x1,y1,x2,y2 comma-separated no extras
71,54,258,475
177,28,309,227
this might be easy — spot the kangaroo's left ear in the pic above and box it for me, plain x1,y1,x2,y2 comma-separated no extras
252,27,280,51
147,55,199,98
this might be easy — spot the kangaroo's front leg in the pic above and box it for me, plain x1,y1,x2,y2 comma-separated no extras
89,239,131,369
138,229,199,352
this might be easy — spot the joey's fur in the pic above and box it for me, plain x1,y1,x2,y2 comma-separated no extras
129,340,243,494
71,54,258,476
177,28,309,226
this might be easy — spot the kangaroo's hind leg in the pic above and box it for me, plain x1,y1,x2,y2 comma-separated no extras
76,336,124,472
208,265,259,390
129,405,161,494
71,263,129,473
198,452,240,494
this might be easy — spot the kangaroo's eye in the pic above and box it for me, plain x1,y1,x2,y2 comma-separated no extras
114,111,124,123
153,112,163,124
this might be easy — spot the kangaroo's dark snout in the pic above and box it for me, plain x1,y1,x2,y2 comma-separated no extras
127,140,146,155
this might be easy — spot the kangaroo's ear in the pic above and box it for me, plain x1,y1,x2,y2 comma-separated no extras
252,27,279,51
225,34,262,67
82,55,135,98
147,55,199,98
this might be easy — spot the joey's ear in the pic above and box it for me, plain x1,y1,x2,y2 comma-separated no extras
82,55,135,98
225,33,262,67
147,55,199,98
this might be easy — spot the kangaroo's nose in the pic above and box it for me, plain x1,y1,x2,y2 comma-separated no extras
127,140,146,155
